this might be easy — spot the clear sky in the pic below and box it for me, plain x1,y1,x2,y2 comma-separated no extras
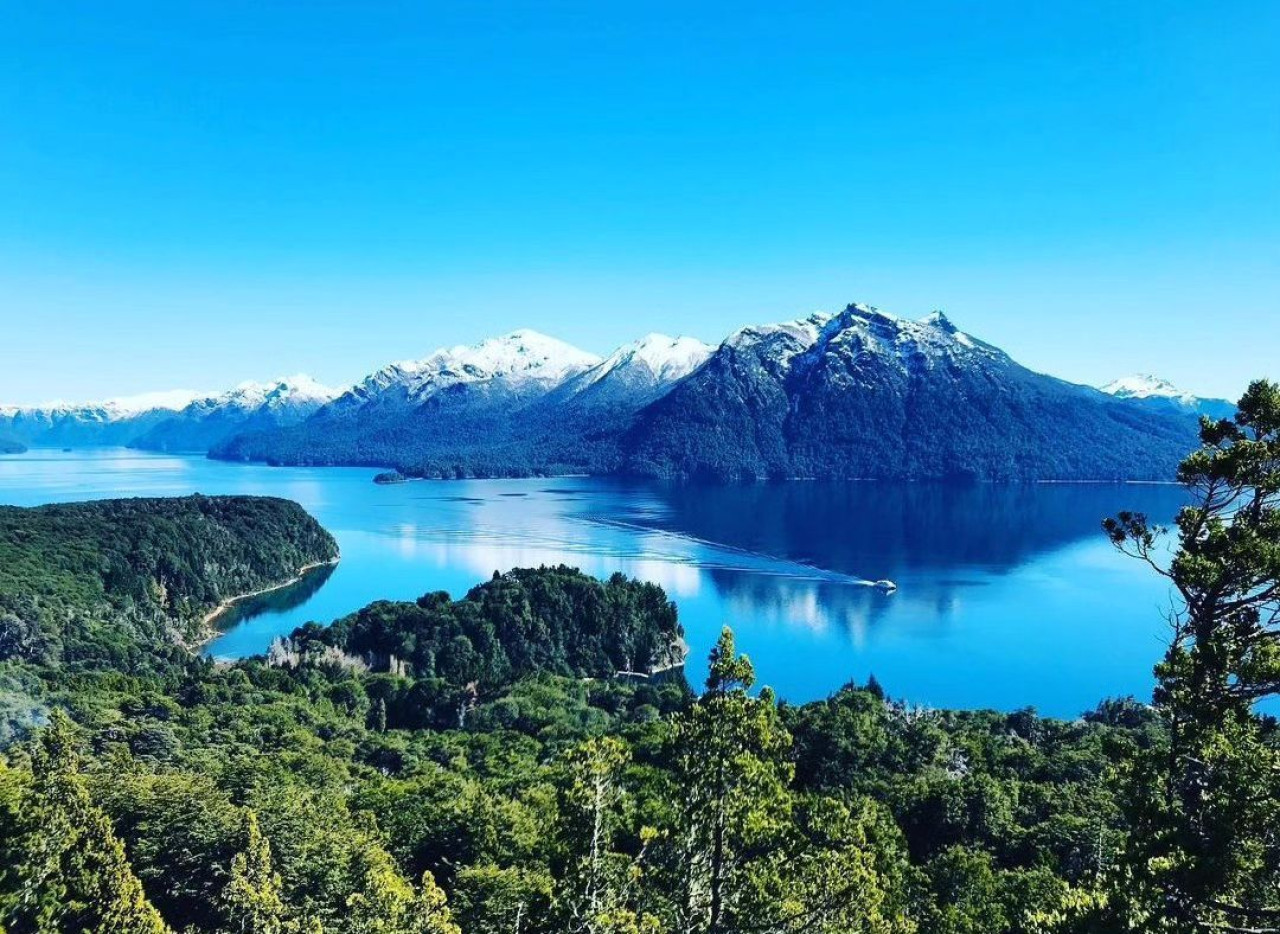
1,1,1276,404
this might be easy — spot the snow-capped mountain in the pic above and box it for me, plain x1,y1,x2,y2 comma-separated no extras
0,377,337,452
330,330,601,414
1100,374,1235,420
1101,374,1197,405
592,333,712,385
130,376,340,452
0,390,206,447
215,331,709,474
560,334,712,403
6,306,1210,480
0,389,204,423
621,303,1198,481
216,331,610,472
195,375,337,415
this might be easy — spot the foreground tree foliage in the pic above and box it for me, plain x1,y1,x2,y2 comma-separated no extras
0,384,1276,932
1105,379,1280,931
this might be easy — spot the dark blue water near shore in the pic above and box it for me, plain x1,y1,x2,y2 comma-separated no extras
0,449,1188,717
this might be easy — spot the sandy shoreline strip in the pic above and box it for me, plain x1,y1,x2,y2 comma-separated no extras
199,556,340,631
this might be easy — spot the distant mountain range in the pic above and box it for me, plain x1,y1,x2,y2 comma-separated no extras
0,303,1232,481
1099,374,1237,420
0,377,337,452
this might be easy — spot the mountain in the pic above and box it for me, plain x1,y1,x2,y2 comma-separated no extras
0,390,204,447
214,330,710,476
0,378,335,452
620,304,1201,481
7,305,1209,481
130,375,338,452
213,330,604,474
0,494,338,666
556,333,713,405
324,328,600,415
1100,374,1236,420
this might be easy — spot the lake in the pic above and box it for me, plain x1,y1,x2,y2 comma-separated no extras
0,448,1188,717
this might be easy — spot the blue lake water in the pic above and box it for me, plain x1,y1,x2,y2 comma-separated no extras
0,449,1188,717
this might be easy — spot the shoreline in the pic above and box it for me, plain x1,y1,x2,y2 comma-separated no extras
197,556,340,639
21,448,1185,486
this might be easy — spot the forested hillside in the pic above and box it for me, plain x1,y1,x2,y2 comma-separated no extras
620,307,1197,481
0,495,337,668
288,565,683,687
1,382,1278,933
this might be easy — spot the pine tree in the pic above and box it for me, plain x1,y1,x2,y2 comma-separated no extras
88,808,172,934
411,872,461,934
670,628,793,934
223,810,289,934
556,737,662,933
5,710,170,933
561,736,630,924
1107,379,1280,929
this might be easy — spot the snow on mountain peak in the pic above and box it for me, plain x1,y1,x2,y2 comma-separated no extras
0,389,208,420
1100,375,1197,405
920,310,957,332
725,311,833,352
588,333,713,385
811,303,1001,367
421,330,601,383
724,302,1004,379
200,374,339,412
343,329,601,407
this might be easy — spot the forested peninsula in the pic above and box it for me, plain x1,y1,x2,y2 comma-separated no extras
0,495,338,667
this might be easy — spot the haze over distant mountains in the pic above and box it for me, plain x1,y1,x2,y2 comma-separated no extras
1,303,1233,481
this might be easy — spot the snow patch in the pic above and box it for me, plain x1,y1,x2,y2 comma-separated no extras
343,330,601,406
580,334,713,387
1100,374,1198,405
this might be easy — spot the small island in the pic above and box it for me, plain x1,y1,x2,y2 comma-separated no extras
372,469,408,485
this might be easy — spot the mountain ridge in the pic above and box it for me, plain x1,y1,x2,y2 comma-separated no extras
1,305,1213,481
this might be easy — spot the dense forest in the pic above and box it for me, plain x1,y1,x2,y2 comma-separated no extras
619,311,1198,483
212,381,641,480
284,565,684,689
0,495,337,670
0,383,1277,933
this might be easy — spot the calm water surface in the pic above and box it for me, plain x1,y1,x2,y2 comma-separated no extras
0,449,1188,717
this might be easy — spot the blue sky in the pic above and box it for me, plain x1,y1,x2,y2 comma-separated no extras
1,1,1276,404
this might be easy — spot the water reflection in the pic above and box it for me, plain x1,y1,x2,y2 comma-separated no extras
619,480,1187,579
212,562,337,631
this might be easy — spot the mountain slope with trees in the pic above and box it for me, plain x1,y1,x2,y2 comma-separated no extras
622,306,1198,481
214,307,1201,482
3,308,1205,481
0,495,338,668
